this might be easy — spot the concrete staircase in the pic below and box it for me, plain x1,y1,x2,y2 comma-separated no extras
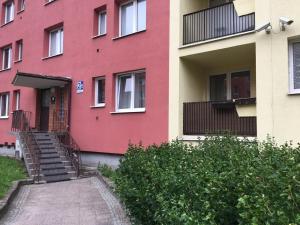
23,132,77,183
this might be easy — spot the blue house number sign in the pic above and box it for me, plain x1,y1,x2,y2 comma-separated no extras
76,81,84,94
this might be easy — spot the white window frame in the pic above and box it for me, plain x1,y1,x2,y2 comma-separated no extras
98,10,107,36
289,39,300,94
0,93,9,118
119,0,146,37
2,46,12,70
19,0,25,11
4,1,14,24
94,77,105,107
49,27,64,57
115,71,145,113
15,91,20,110
17,41,23,61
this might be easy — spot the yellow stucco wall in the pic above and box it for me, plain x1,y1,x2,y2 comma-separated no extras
234,0,255,16
170,0,300,144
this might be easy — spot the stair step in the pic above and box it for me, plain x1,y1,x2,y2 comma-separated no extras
40,150,57,154
40,155,60,160
38,143,54,146
44,174,70,183
40,158,62,164
40,163,65,170
40,146,56,150
42,169,68,176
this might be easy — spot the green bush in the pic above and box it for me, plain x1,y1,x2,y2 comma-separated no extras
98,164,117,181
115,136,300,225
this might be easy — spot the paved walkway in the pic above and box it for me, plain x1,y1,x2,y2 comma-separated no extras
0,177,130,225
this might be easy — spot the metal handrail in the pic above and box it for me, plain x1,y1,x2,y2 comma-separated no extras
12,110,41,182
57,132,81,177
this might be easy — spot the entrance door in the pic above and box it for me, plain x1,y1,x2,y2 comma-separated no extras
40,89,51,131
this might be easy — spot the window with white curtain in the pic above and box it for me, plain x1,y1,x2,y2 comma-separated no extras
120,0,146,36
2,46,12,70
289,40,300,94
49,28,63,57
0,93,9,118
98,11,107,35
4,1,14,24
116,71,145,112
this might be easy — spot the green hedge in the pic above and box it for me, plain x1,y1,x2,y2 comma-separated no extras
115,136,300,225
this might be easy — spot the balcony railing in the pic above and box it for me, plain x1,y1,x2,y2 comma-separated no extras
183,2,255,45
183,101,257,136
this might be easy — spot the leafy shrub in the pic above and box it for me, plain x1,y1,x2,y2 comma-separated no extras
115,136,300,225
98,164,117,181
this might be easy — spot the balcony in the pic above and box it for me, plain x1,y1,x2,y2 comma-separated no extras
183,100,257,136
183,2,255,45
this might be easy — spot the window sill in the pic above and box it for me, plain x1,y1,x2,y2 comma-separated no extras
1,20,14,28
14,59,22,64
112,30,146,41
0,68,11,73
42,53,63,60
44,0,57,6
92,34,107,39
17,9,25,14
90,104,106,109
0,116,9,120
288,92,300,96
111,109,146,114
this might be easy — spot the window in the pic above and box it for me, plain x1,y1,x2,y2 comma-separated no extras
18,0,25,12
231,71,250,99
13,90,20,110
210,74,227,101
210,71,251,101
116,71,145,112
0,93,9,118
49,28,63,57
4,1,14,24
289,40,300,94
16,40,23,61
46,0,56,4
2,46,12,70
98,11,107,35
94,77,105,107
120,0,146,36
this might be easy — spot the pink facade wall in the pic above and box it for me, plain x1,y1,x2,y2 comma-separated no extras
0,0,169,154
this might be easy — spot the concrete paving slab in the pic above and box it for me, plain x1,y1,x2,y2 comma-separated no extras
0,177,130,225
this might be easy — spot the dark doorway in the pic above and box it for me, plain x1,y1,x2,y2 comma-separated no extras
40,89,51,131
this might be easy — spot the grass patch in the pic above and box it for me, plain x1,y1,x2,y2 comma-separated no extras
0,156,27,199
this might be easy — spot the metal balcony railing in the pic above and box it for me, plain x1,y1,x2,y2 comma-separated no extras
183,2,255,45
183,101,257,136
